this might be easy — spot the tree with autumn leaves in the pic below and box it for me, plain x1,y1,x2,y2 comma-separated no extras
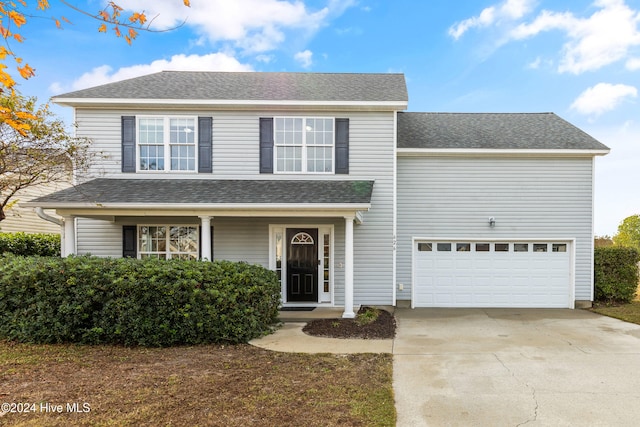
0,93,91,221
0,1,190,222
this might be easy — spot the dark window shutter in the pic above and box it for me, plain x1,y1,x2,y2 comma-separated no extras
335,118,349,174
121,116,136,173
122,226,137,258
198,117,213,173
259,118,274,174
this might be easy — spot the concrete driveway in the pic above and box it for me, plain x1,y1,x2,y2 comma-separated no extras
393,308,640,426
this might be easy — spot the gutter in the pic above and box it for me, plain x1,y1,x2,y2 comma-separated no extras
35,207,63,226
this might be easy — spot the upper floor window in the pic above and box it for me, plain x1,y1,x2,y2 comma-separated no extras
138,116,197,172
274,117,334,173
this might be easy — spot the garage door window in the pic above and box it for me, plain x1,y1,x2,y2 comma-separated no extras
457,243,471,252
514,243,529,252
495,243,509,252
475,243,490,252
418,243,432,252
534,244,548,252
553,243,567,252
437,243,451,251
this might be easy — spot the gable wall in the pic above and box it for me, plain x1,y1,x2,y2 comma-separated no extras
396,155,595,302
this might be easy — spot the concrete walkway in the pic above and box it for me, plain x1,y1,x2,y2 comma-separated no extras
250,308,640,426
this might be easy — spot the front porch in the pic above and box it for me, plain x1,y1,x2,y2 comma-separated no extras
26,178,376,319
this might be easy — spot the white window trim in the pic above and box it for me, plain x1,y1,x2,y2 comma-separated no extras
138,224,200,260
136,115,199,173
273,116,335,175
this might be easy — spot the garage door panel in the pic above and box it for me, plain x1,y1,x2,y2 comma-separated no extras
414,240,572,308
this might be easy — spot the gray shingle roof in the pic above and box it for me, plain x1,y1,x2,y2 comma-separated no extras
29,179,374,206
53,71,408,103
397,112,609,151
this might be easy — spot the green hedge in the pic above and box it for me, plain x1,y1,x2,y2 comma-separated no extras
0,232,60,256
0,255,281,346
594,247,640,304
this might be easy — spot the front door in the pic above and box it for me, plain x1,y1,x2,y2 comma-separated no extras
286,228,318,302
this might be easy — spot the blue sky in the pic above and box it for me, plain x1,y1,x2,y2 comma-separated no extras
10,0,640,236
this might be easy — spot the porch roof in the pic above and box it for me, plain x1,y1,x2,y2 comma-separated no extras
25,179,374,214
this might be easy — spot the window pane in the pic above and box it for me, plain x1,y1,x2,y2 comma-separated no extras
476,243,490,252
307,146,332,173
495,243,509,252
456,243,471,252
534,244,548,252
139,144,164,170
139,118,164,144
437,243,451,251
170,118,195,144
170,130,196,171
553,244,567,252
323,233,330,293
514,243,529,252
418,243,432,252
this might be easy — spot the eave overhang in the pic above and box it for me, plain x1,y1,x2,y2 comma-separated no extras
397,148,611,157
51,97,409,112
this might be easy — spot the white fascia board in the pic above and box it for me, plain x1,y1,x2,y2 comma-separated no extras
26,202,370,210
397,148,610,157
51,97,409,110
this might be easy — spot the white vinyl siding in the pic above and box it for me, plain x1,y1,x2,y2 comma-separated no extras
212,217,347,304
396,156,594,304
76,218,122,257
72,109,396,306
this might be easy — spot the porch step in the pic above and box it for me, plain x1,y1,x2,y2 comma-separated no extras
277,305,397,323
277,306,360,323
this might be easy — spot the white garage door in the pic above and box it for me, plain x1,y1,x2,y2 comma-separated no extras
413,241,572,308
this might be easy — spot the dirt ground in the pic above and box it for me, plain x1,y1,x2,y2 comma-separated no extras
303,307,396,339
0,341,394,426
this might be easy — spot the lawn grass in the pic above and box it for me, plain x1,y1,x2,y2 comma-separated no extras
591,283,640,325
591,301,640,324
0,342,395,426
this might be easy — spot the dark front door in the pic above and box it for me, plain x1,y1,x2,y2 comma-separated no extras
286,228,318,302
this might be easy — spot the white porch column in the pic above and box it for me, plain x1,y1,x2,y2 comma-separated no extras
199,216,212,261
342,215,355,318
62,216,76,257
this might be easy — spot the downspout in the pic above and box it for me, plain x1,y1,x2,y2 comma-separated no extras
35,207,62,226
35,207,65,256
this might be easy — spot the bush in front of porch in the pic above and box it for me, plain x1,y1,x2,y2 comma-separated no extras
0,254,280,346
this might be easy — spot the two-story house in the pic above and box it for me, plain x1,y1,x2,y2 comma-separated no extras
27,71,609,317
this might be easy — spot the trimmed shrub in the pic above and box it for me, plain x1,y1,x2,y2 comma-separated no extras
0,232,60,256
0,255,281,346
594,247,640,304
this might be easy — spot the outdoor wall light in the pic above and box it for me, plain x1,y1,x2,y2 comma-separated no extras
489,217,496,227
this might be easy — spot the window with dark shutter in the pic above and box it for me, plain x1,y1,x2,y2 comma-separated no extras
121,116,136,173
335,118,349,174
259,117,274,174
122,225,137,258
198,117,213,173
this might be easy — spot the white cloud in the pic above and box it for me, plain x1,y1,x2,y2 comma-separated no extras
527,56,542,69
449,0,535,39
117,0,355,54
51,53,253,93
294,50,313,68
570,82,637,115
627,57,640,70
451,0,640,74
511,0,640,74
